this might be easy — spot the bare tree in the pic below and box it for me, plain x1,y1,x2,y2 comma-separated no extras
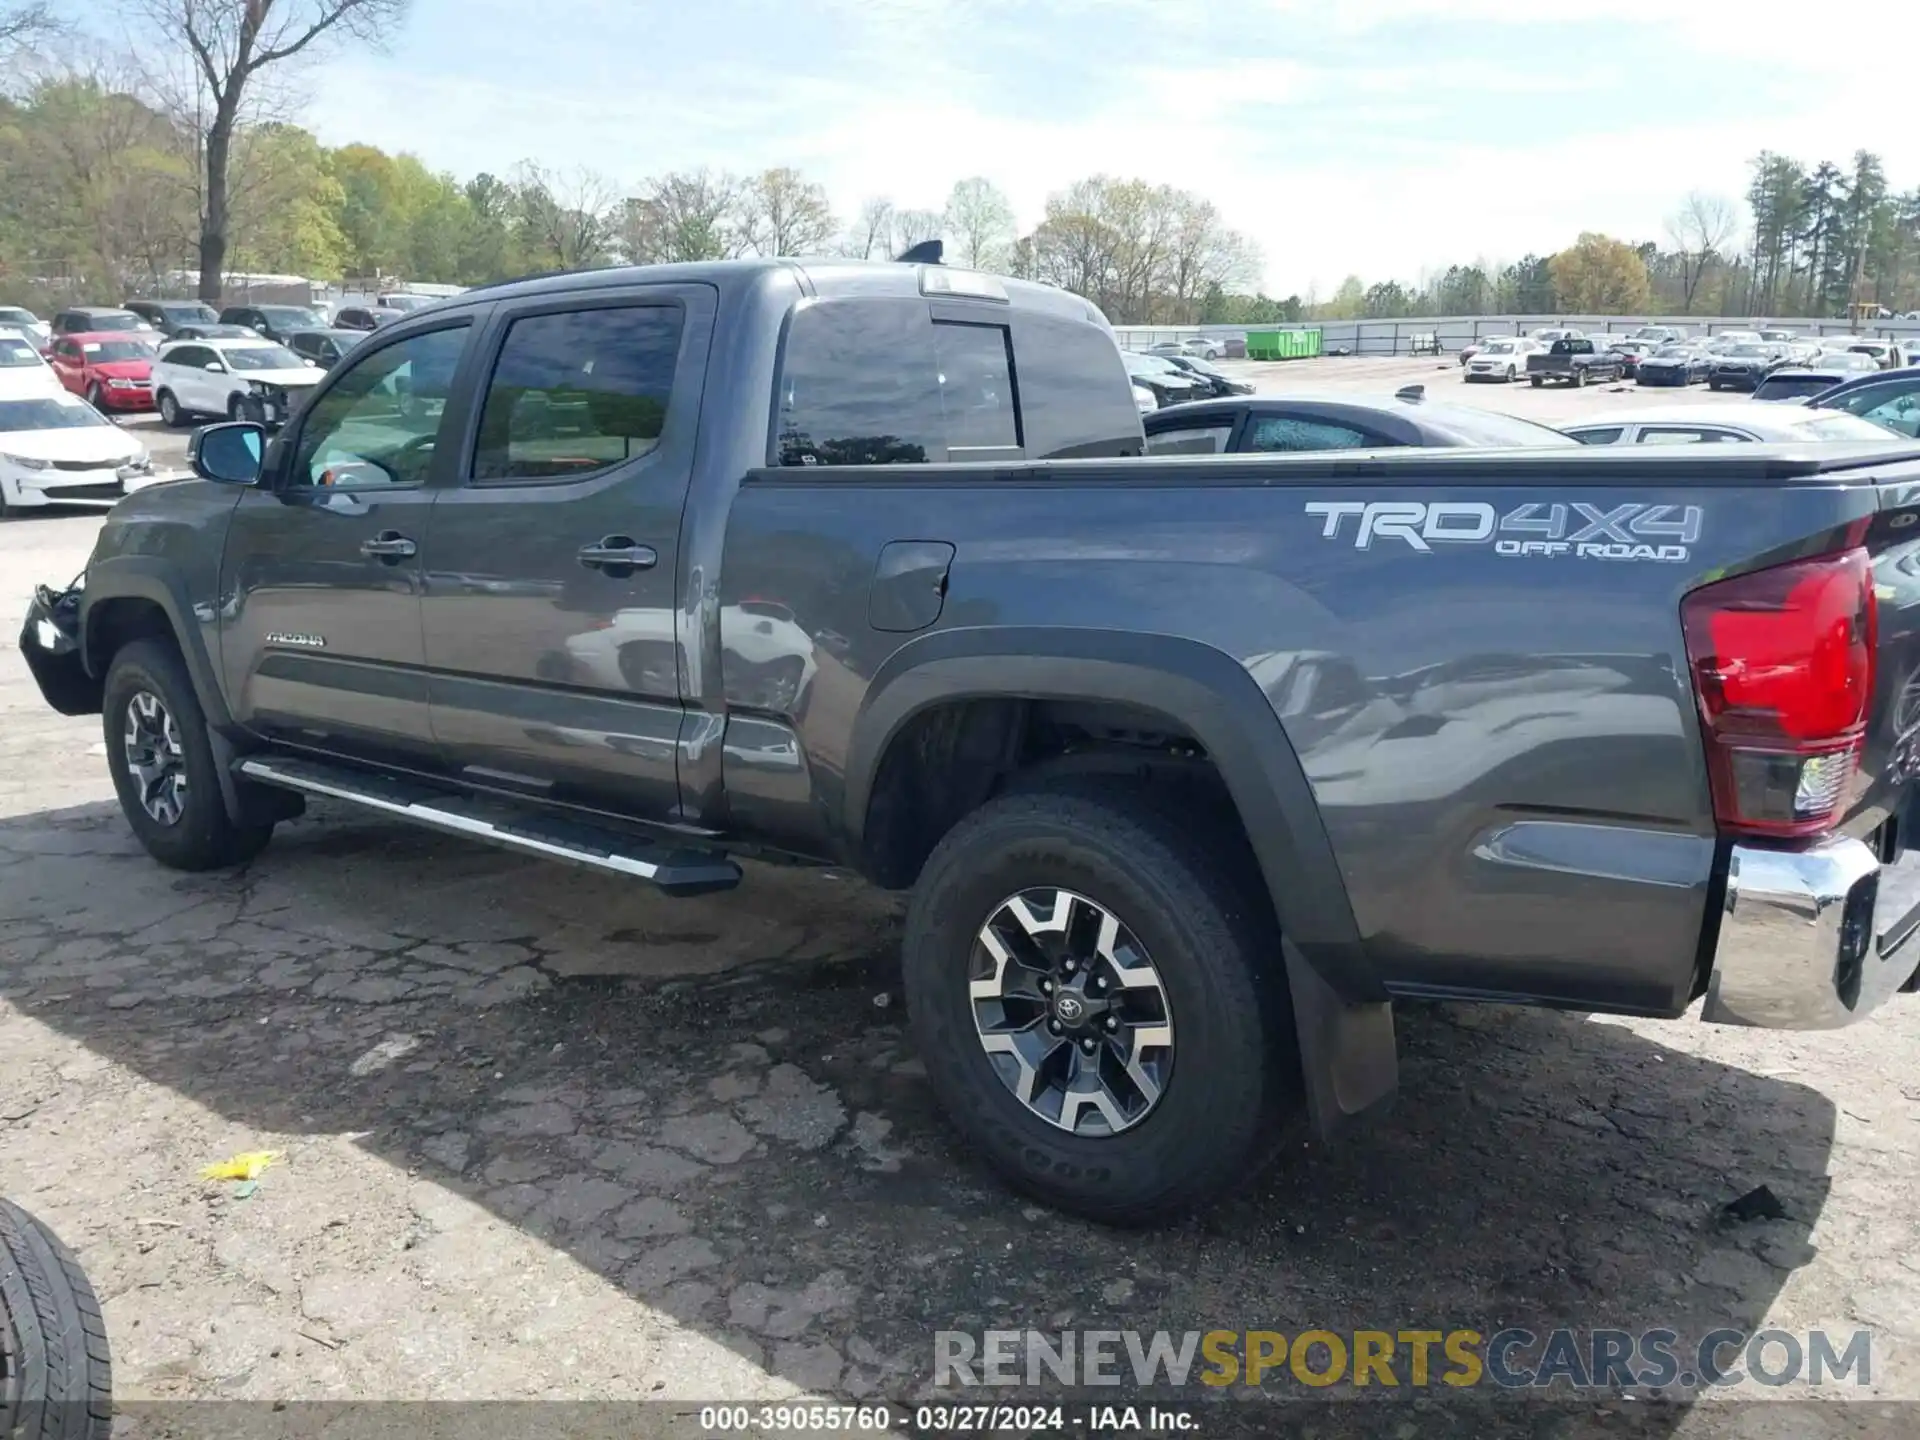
943,176,1014,270
136,0,410,300
739,167,835,257
1665,190,1736,314
619,168,744,265
514,161,616,269
843,196,895,259
889,207,944,256
1,1,59,51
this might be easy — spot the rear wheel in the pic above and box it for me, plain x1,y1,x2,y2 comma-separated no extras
903,781,1295,1225
102,639,274,871
0,1199,112,1440
1529,375,1543,388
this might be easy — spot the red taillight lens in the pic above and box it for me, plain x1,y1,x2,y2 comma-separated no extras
1681,547,1876,838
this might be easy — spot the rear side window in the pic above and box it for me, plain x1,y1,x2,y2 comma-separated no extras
474,305,683,482
1636,427,1744,444
1145,424,1233,455
1245,416,1382,452
778,299,942,466
1569,427,1623,445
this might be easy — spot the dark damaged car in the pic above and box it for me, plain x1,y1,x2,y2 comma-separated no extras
21,253,1920,1226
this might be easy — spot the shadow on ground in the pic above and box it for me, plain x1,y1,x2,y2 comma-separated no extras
0,800,1845,1437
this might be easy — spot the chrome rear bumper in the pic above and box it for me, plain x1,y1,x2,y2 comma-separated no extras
1702,836,1920,1029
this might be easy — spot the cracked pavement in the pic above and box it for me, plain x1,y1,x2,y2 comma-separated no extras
6,511,1920,1438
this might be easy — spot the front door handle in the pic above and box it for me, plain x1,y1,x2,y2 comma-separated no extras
577,537,658,573
360,531,417,561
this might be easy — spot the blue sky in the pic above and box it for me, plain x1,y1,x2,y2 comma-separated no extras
299,0,1917,294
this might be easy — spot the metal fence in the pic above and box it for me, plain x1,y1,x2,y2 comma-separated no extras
1113,314,1920,358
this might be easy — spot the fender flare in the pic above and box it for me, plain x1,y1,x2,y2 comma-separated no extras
80,555,234,731
844,625,1383,1003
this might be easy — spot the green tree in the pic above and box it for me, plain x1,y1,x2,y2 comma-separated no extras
1548,233,1651,313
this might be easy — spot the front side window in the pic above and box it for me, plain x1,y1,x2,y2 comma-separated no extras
1145,423,1233,455
472,305,682,483
164,345,210,369
289,326,468,490
1849,390,1920,437
1244,416,1381,452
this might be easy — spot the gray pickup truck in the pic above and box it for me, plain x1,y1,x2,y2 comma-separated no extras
20,256,1920,1225
1527,336,1628,387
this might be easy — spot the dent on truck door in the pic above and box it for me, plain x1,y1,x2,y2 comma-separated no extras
419,285,715,821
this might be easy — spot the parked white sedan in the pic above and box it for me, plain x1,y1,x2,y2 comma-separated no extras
151,336,329,428
0,391,153,516
1560,403,1900,446
0,331,64,397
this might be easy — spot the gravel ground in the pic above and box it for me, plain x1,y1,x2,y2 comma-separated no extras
5,372,1920,1437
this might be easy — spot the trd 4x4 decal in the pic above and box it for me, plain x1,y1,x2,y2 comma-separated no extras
1304,499,1703,562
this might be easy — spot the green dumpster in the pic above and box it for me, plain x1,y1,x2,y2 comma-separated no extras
1244,327,1323,361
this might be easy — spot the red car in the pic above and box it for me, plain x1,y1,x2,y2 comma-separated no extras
48,331,159,413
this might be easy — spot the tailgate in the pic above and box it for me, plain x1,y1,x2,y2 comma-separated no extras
1853,471,1920,854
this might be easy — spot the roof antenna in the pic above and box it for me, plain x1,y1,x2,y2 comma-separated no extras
896,239,944,265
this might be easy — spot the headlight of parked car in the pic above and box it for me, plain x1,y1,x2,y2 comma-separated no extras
106,377,136,389
1132,384,1157,414
0,453,51,470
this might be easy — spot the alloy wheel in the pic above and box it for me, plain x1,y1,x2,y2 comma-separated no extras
122,689,187,826
968,888,1175,1137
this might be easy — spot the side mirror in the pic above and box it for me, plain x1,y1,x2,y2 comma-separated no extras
204,361,225,372
190,421,265,485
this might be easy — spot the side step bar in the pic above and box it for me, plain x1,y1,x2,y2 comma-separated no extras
238,757,742,896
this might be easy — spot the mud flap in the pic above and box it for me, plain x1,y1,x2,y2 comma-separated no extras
1282,935,1398,1137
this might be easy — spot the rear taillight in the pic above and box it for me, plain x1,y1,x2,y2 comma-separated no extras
1681,547,1877,839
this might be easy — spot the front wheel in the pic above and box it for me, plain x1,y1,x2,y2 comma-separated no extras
1574,368,1588,388
84,383,104,410
102,639,274,871
903,782,1294,1225
1505,365,1516,383
228,394,263,424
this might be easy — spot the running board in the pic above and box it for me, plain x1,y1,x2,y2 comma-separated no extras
238,757,742,896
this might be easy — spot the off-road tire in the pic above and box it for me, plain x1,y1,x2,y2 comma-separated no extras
102,639,274,871
903,780,1296,1225
0,1199,111,1440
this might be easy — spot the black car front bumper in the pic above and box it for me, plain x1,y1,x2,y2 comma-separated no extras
18,585,102,716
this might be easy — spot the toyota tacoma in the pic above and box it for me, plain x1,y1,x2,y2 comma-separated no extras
20,254,1920,1225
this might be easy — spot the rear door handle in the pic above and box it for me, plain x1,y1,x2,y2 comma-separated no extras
578,537,657,572
360,532,417,561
